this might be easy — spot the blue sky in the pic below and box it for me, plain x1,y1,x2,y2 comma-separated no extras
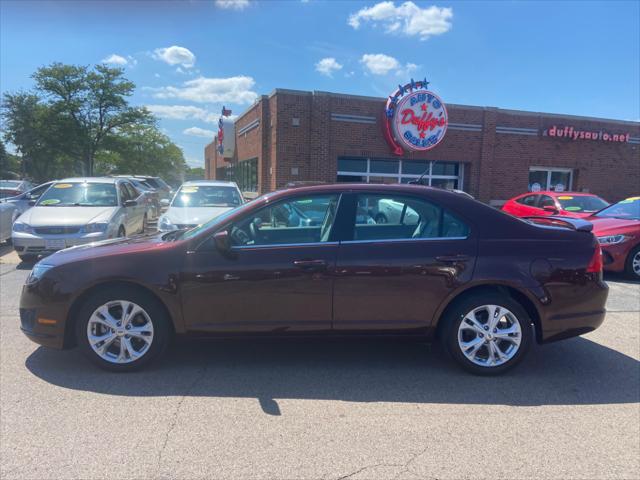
1,0,639,167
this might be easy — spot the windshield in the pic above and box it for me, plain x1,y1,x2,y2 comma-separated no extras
594,197,640,220
556,195,609,213
172,185,242,208
37,182,118,207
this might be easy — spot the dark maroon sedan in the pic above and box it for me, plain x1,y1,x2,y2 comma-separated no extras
20,184,608,375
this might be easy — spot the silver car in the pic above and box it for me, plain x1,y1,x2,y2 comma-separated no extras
12,177,147,261
0,201,18,243
1,181,54,217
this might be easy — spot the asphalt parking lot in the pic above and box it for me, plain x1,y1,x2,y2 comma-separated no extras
0,245,638,480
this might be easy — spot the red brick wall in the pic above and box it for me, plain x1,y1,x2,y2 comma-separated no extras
227,89,640,203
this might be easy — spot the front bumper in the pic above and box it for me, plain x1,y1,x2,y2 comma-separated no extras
601,243,631,273
19,281,70,349
13,231,111,257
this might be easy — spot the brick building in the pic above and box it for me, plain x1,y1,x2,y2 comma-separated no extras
204,88,640,204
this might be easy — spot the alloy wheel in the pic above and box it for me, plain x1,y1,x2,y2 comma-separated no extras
457,304,522,367
633,251,640,277
87,300,154,364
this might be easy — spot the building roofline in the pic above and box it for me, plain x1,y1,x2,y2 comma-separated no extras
231,88,639,127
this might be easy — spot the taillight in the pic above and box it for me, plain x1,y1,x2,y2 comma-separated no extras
586,245,603,273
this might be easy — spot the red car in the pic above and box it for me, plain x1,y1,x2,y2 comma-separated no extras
588,197,640,279
502,191,609,219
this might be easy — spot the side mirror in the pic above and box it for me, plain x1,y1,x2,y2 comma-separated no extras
543,205,558,213
124,199,138,207
160,199,170,207
213,230,231,253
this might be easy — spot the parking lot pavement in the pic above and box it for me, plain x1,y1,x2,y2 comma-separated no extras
0,265,638,480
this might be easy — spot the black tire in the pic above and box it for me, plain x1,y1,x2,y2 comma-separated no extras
374,213,388,224
18,253,37,263
439,292,533,375
118,225,126,238
75,286,171,372
624,245,640,280
141,214,148,234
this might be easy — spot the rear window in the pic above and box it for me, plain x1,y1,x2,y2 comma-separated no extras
556,195,608,213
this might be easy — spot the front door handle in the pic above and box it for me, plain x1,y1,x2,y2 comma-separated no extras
436,254,471,263
293,259,327,270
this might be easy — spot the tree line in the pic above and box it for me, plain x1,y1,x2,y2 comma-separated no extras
1,63,198,186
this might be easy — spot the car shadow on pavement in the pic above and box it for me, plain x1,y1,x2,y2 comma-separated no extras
604,272,639,285
25,336,639,415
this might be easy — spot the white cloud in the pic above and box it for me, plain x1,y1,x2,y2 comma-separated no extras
315,57,343,77
360,53,400,75
349,1,453,40
102,54,128,65
183,127,216,138
215,0,250,10
152,76,258,104
146,104,220,123
153,46,196,68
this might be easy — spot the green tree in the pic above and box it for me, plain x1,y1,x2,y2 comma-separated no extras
0,140,21,179
1,92,75,182
32,63,152,176
95,124,188,185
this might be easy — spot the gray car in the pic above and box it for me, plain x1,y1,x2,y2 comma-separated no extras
1,181,55,217
12,177,147,261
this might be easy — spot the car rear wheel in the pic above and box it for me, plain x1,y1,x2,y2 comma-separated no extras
440,293,533,375
625,245,640,280
75,287,170,372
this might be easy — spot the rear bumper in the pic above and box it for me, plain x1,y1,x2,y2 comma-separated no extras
538,278,609,343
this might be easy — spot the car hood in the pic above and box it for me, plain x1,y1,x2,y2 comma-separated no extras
42,233,176,267
18,206,117,226
163,206,233,225
588,216,640,235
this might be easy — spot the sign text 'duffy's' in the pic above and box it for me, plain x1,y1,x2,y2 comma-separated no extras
545,125,630,143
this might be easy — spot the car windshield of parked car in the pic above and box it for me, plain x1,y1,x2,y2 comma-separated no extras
593,197,640,220
556,195,608,213
172,185,242,208
36,182,118,207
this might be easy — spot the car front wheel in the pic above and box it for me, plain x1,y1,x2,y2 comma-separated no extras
75,287,170,371
625,245,640,280
440,293,533,375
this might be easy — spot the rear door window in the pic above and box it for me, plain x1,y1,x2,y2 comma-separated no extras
350,194,469,241
516,195,538,207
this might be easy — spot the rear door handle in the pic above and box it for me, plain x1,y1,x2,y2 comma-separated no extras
436,254,471,263
293,259,327,270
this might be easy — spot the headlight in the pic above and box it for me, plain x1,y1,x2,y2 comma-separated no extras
13,222,33,234
158,216,177,231
27,263,53,284
82,222,109,233
597,234,629,245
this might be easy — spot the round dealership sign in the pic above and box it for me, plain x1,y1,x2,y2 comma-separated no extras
383,79,448,155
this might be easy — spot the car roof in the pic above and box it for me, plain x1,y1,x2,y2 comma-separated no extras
181,180,238,187
56,177,121,184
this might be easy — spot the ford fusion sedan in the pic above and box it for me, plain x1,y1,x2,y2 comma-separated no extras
502,191,609,218
158,180,243,232
12,177,147,262
20,183,607,375
588,196,640,279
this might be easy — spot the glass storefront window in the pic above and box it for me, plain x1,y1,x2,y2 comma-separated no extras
529,168,573,192
370,159,399,174
337,157,464,192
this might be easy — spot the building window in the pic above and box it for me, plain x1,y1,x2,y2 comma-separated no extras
529,167,573,192
337,157,463,190
224,158,258,193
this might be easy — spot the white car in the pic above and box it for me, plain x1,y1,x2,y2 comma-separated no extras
0,201,18,243
12,177,147,262
158,180,243,232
